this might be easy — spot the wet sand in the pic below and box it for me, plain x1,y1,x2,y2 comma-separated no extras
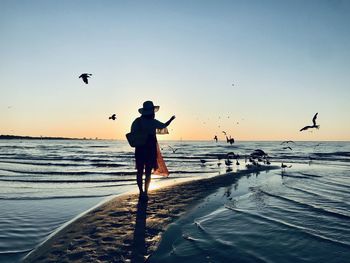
23,165,278,263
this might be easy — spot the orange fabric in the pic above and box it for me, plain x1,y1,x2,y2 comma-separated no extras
153,143,169,177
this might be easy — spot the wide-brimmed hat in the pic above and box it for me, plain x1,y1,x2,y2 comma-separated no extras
138,100,160,115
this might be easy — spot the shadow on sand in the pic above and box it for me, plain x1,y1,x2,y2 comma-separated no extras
131,198,148,263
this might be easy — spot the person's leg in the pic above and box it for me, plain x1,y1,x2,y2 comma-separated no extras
136,165,144,195
144,166,152,195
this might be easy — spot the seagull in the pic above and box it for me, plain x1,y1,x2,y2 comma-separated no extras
222,131,227,135
200,159,206,164
109,114,116,120
225,159,232,166
168,145,178,153
281,140,295,145
281,163,292,169
79,73,92,84
300,113,320,132
282,146,293,151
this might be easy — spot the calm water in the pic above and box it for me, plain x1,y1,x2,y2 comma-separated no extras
0,140,349,262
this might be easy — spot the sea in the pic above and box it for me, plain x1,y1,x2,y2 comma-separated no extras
0,140,349,263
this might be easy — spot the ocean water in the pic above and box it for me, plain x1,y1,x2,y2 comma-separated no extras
151,142,350,263
0,140,349,262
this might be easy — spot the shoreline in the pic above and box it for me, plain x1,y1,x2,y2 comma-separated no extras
23,165,279,263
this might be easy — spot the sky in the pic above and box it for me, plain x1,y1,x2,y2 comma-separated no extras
1,0,349,141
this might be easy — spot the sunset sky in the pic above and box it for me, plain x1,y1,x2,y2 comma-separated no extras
1,0,349,141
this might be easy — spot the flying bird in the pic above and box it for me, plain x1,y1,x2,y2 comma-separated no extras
79,73,92,84
222,131,227,135
300,113,320,132
109,114,116,121
282,146,293,151
281,140,295,145
168,145,178,153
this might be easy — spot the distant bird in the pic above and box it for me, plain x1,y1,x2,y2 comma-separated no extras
225,159,232,166
213,135,218,142
109,114,116,120
236,160,240,165
79,73,92,84
232,83,234,86
281,140,295,145
226,152,235,159
200,159,206,164
168,145,178,153
250,149,268,158
282,146,293,151
281,163,292,169
217,162,222,167
300,113,320,132
226,136,234,145
222,131,227,135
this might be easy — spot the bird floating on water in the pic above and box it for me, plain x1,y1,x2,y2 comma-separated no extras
79,73,92,84
109,114,116,120
281,163,292,169
300,113,320,132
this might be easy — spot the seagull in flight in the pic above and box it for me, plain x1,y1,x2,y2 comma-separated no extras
168,145,178,153
109,114,116,121
282,146,293,151
300,113,320,132
79,73,92,84
281,140,295,145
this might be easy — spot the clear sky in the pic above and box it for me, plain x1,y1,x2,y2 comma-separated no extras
1,0,349,141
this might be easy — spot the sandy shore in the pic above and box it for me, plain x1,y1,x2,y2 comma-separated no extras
23,165,278,263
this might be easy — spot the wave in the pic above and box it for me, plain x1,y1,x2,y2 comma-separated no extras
0,160,89,167
225,205,350,249
0,194,113,200
258,189,350,220
0,248,33,255
0,168,212,176
0,169,136,176
0,178,136,183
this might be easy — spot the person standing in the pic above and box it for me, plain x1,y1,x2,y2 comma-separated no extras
130,101,175,200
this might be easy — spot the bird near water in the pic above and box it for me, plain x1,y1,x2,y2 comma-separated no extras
300,113,320,132
79,73,92,84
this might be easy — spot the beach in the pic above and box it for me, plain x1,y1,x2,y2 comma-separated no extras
23,165,277,263
1,140,350,263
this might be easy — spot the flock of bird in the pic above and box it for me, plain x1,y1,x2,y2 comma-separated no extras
79,73,118,121
78,72,319,172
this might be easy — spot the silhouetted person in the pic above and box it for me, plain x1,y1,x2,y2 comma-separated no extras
300,113,320,132
109,114,116,120
79,73,92,84
131,101,175,200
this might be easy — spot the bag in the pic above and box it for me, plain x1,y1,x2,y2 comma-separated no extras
126,132,148,148
126,118,148,147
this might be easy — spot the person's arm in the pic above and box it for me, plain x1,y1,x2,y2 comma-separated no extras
164,115,176,127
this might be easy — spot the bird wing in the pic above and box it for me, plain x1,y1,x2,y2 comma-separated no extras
300,126,310,132
312,113,318,126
